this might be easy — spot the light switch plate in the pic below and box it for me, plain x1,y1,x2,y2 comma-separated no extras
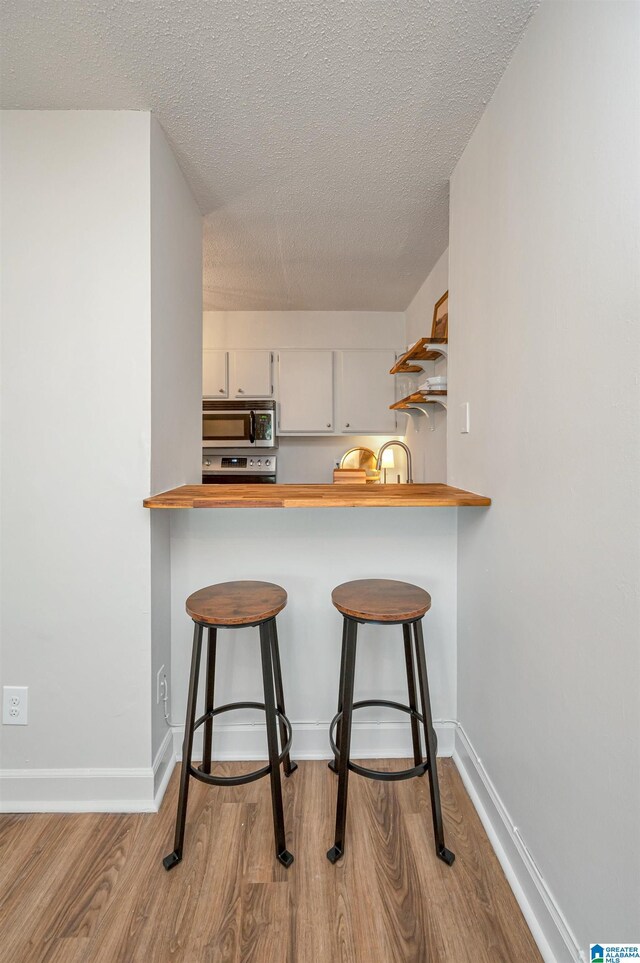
458,402,470,434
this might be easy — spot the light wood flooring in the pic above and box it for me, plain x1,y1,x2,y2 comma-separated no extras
0,759,542,962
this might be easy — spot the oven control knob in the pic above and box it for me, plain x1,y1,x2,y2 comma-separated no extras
257,459,262,467
265,459,271,466
249,459,254,466
204,459,211,467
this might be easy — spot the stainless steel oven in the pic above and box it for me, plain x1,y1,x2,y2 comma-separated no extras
202,453,277,484
202,400,276,449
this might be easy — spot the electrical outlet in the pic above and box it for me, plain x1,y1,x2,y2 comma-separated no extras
156,666,167,705
3,686,28,725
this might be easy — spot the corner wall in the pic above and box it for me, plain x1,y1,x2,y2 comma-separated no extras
403,248,449,482
0,111,153,806
0,111,202,810
448,2,640,956
149,117,202,772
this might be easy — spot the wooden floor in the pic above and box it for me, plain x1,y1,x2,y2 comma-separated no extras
0,759,542,962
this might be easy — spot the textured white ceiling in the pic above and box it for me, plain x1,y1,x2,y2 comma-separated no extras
1,0,537,310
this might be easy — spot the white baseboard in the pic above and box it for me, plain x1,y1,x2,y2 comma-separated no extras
0,720,454,814
0,767,157,813
171,718,456,766
453,724,582,963
0,727,176,815
153,728,176,810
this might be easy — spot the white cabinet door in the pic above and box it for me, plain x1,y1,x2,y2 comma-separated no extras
278,350,334,432
339,350,397,433
230,350,273,398
203,349,228,398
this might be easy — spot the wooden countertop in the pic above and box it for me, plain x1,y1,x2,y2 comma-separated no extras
143,483,491,509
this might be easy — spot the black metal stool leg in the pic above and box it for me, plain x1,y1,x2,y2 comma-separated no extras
200,627,217,775
260,621,294,867
327,617,358,863
413,619,455,867
403,622,423,770
329,617,348,774
269,619,298,777
163,622,203,871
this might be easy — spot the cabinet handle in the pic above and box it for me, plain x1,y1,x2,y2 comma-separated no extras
345,423,350,427
219,388,225,393
238,388,244,393
327,423,331,428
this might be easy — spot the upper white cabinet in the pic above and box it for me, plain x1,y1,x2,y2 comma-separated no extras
203,349,228,398
338,350,397,434
278,350,334,433
230,350,273,398
204,345,399,433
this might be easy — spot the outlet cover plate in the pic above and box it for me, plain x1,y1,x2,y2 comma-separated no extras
3,686,28,725
156,665,166,704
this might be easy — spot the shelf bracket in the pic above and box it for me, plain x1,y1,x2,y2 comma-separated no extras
406,344,448,370
398,404,431,432
397,399,446,432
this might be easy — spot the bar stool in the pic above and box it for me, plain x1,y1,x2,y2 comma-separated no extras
163,580,297,871
327,578,454,867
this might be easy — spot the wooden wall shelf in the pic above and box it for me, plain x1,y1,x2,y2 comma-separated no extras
391,391,447,411
390,338,448,373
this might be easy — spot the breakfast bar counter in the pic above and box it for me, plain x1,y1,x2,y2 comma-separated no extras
143,483,491,509
146,482,490,764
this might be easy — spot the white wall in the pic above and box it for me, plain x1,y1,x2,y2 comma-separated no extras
403,248,449,483
0,111,202,809
0,111,153,803
405,248,449,347
203,310,406,481
267,434,399,484
204,310,405,351
169,507,458,760
150,117,202,496
448,2,640,955
149,117,202,768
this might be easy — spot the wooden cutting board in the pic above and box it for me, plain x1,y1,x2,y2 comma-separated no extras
333,468,367,484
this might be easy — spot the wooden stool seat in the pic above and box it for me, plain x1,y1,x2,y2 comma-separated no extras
186,580,287,626
331,578,431,623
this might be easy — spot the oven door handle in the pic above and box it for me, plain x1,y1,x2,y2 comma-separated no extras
249,410,256,444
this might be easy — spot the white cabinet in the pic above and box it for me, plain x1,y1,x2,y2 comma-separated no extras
338,350,398,433
203,349,228,398
204,346,397,433
277,350,334,433
230,350,273,398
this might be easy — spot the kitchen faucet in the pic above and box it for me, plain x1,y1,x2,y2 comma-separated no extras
376,440,413,484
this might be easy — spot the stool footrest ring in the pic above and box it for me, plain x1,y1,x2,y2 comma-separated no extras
188,701,293,787
329,699,436,782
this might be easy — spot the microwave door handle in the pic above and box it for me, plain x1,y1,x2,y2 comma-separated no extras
249,410,256,444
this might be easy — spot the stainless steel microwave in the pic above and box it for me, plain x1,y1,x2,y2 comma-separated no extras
202,400,277,449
